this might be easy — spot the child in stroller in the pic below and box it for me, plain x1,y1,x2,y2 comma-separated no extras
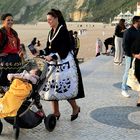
0,60,56,140
0,68,39,118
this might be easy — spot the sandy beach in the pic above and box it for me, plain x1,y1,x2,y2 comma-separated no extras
13,22,115,61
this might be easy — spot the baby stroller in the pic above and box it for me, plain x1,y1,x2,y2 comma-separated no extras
0,57,56,140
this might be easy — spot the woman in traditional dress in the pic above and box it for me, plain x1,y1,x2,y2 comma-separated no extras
36,9,85,121
0,13,22,91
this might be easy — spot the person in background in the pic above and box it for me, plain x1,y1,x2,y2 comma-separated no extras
114,18,126,65
73,31,80,57
95,38,103,57
0,13,22,92
121,16,140,97
19,43,28,64
104,36,115,55
35,9,85,121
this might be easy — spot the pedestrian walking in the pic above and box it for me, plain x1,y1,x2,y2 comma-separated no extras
121,16,140,97
34,9,85,121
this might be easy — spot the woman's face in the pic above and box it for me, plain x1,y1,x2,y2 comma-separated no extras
2,16,14,28
47,14,58,28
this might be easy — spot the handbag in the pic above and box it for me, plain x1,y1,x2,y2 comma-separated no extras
126,58,140,91
39,52,78,100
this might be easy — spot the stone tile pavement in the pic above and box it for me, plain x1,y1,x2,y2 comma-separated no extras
1,55,140,140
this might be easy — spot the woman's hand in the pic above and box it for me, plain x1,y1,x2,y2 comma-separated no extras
44,55,53,62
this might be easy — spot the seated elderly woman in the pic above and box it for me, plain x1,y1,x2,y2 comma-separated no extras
0,69,40,118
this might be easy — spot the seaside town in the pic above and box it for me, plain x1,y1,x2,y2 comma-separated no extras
1,1,140,140
111,2,140,25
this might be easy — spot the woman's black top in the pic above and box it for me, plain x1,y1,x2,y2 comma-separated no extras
40,25,71,60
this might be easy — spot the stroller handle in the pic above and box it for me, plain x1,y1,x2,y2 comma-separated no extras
34,55,57,64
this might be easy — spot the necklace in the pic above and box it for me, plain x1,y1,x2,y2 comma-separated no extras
48,25,63,49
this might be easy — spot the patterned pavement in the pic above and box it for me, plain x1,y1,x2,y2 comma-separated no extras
1,55,140,140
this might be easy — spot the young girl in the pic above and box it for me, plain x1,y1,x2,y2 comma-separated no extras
95,38,103,57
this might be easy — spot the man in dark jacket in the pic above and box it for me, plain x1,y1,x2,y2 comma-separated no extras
121,16,140,97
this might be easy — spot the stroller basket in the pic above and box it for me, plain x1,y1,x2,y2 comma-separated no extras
4,100,43,129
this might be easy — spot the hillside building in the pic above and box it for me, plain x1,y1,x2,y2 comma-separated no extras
111,11,134,26
111,2,140,26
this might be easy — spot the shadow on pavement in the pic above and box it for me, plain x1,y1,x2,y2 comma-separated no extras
90,106,140,130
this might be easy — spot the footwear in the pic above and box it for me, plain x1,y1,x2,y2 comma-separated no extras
114,62,119,65
137,102,140,107
121,90,130,98
71,107,80,121
137,98,140,107
53,114,60,120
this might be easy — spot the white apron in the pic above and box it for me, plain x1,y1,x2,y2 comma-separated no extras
39,52,78,100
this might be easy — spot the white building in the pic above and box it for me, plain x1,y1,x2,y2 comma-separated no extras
111,11,134,26
134,2,140,16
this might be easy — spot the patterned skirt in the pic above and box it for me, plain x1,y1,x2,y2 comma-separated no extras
0,53,22,86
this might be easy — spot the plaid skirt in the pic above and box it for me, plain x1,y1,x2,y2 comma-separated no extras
0,53,22,86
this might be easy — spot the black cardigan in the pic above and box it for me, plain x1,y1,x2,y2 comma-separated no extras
40,25,71,60
114,24,124,38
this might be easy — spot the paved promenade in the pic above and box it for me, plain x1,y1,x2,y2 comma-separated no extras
1,55,140,140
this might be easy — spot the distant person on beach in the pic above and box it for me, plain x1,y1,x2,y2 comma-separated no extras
37,40,41,47
121,16,140,98
73,31,80,57
28,37,41,55
0,13,22,92
114,18,126,65
95,38,103,57
30,37,40,47
33,9,85,121
19,43,28,64
104,36,115,55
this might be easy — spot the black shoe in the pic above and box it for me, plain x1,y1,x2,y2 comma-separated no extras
53,114,60,120
137,103,140,107
71,107,80,121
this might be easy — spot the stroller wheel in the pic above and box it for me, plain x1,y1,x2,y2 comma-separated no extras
44,114,56,132
13,127,20,140
0,120,3,135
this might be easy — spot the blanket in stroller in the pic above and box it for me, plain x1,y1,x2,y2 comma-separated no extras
0,79,32,118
